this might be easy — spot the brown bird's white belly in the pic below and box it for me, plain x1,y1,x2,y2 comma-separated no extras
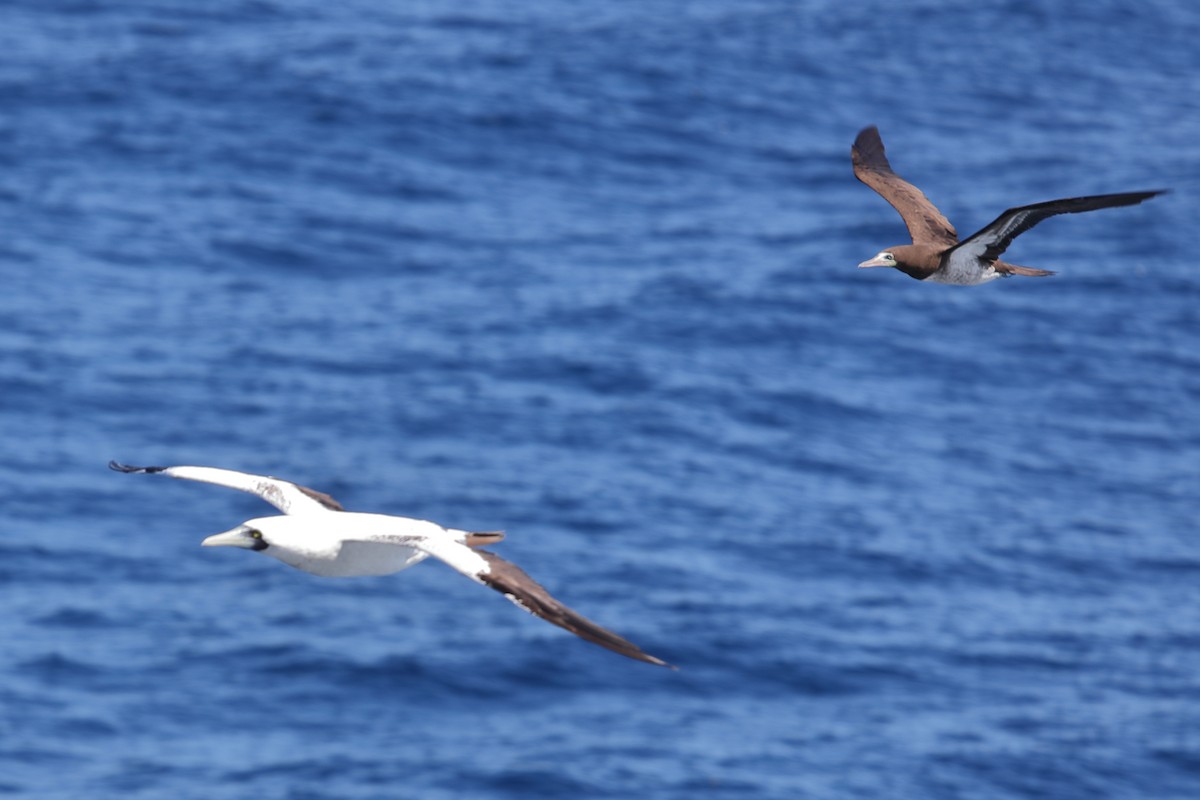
931,252,1002,286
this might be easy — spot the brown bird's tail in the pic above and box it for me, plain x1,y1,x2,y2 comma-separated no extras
997,262,1056,278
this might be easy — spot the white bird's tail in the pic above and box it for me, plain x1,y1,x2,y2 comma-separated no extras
462,530,506,548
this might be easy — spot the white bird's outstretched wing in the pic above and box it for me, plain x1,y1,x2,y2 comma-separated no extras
355,531,673,668
109,461,344,515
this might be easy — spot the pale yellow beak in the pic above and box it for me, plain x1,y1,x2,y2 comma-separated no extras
201,525,261,549
858,256,893,268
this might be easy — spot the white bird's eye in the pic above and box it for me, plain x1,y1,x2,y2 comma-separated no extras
250,530,263,539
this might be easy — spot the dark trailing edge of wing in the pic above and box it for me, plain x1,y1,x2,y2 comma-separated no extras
474,550,675,668
294,484,345,512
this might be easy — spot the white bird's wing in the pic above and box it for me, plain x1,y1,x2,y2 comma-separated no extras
354,531,673,668
109,461,344,515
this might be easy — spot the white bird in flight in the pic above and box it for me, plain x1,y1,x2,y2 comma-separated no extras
109,461,672,668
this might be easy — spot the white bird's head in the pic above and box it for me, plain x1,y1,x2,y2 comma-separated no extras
201,521,273,551
200,516,346,574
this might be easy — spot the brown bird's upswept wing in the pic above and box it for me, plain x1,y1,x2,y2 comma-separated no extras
852,126,958,248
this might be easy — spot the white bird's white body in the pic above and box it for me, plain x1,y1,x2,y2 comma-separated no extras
110,461,671,667
233,512,489,578
239,513,431,577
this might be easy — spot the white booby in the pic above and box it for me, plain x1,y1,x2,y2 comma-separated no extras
109,461,672,668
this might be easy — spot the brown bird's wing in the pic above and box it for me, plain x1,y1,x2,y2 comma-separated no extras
948,191,1166,263
852,126,958,248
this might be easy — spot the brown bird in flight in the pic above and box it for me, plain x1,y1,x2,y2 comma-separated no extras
852,126,1164,285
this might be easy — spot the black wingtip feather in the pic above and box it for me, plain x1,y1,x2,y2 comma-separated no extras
108,461,165,474
1089,189,1167,207
851,125,885,167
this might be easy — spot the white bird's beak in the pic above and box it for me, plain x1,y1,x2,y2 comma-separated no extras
858,256,892,268
201,525,263,549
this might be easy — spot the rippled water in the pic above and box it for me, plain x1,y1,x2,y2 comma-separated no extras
2,1,1198,798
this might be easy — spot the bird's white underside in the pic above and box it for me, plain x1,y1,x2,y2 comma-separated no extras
244,512,493,580
931,250,1002,285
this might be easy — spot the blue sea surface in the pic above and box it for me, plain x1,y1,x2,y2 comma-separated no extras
2,1,1198,798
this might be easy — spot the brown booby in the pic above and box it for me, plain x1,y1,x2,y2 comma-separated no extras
852,126,1164,285
109,461,673,668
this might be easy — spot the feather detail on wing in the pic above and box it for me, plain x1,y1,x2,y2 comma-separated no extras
370,532,673,668
108,461,344,514
949,191,1165,263
852,126,958,247
469,549,673,667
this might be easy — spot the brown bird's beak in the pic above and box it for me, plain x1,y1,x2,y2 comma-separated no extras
858,256,892,268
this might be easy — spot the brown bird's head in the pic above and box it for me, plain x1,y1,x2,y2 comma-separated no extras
858,244,942,281
858,249,900,269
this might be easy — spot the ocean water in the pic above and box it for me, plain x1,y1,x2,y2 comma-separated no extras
1,1,1198,798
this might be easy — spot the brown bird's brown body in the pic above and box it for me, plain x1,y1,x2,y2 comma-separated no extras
852,126,1164,285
